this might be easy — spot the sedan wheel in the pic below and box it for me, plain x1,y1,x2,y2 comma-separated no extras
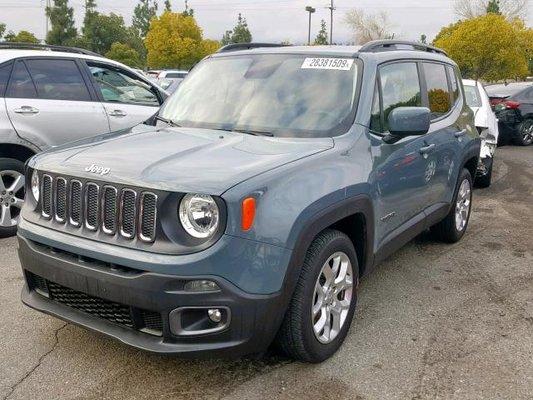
0,169,25,229
519,120,533,146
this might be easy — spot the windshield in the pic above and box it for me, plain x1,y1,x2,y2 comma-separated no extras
464,85,482,108
160,54,360,137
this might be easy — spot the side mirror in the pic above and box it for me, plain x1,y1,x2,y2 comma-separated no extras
384,107,431,144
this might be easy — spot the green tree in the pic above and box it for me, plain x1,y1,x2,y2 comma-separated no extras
46,0,77,45
164,0,172,11
433,14,533,81
0,23,6,40
486,0,501,14
145,11,219,69
133,0,158,38
221,13,252,45
4,30,40,44
314,19,328,45
82,0,99,37
106,42,142,68
83,13,129,55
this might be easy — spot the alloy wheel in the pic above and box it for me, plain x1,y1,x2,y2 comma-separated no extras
455,178,471,232
312,251,354,344
521,122,533,145
0,170,25,228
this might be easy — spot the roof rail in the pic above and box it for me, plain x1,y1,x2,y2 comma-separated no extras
217,42,291,53
0,42,101,57
359,40,448,57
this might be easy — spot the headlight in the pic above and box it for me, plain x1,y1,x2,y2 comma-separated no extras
179,193,219,239
30,170,40,202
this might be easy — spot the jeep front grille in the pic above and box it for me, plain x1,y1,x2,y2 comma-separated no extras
40,175,158,242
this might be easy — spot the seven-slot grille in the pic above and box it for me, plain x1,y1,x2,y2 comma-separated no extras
41,175,158,242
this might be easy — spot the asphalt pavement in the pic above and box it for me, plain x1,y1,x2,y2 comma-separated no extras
1,146,532,400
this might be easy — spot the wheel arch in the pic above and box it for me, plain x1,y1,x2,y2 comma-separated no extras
287,195,375,283
0,143,36,163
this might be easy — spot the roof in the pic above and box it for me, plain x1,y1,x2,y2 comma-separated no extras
0,49,115,66
462,79,477,86
210,44,454,64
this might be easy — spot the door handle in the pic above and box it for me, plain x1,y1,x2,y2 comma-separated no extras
14,106,39,115
419,143,436,155
454,129,467,138
108,109,127,117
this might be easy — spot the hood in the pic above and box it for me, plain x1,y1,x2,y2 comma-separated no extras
31,125,334,195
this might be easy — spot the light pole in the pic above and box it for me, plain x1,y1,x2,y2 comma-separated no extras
327,0,335,45
305,6,316,45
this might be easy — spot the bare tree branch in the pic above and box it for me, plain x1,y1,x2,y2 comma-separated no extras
344,8,395,45
454,0,527,20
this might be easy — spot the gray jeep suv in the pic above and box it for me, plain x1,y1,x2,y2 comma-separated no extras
17,41,480,362
0,43,168,237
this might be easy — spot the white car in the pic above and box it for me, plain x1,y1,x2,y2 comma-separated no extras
463,79,499,188
157,70,188,90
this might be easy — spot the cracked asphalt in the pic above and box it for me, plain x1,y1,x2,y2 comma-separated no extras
1,146,532,400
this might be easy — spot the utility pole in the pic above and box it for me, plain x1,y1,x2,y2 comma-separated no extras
305,6,316,45
327,0,335,45
44,0,51,39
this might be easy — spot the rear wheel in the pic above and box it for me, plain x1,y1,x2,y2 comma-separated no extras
515,119,533,146
431,168,472,243
276,229,358,363
0,158,25,238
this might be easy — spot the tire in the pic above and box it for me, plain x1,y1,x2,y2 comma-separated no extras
275,229,359,363
0,158,26,238
514,119,533,146
431,168,473,243
475,157,493,188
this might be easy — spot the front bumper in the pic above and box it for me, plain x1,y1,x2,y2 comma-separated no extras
18,231,291,358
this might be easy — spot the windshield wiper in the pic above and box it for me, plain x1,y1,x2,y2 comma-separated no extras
233,129,274,137
154,115,181,127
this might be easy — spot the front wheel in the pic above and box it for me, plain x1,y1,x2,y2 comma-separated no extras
431,168,473,243
0,158,26,238
275,229,358,363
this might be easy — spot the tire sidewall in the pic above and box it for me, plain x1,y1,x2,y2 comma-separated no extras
518,120,533,146
300,234,359,362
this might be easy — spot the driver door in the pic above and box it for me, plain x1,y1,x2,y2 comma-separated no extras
84,62,162,132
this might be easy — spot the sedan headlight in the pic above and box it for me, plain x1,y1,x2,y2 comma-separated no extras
179,193,220,239
30,170,40,202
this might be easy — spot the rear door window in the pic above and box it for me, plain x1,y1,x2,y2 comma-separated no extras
88,63,160,106
6,61,38,99
25,59,91,101
422,62,452,119
446,65,460,103
0,62,13,97
379,62,422,132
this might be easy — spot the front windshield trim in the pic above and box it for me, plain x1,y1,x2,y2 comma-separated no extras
160,55,363,139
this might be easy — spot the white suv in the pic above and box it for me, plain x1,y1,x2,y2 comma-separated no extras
0,43,168,237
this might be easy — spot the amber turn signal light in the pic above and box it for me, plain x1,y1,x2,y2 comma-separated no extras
241,197,256,231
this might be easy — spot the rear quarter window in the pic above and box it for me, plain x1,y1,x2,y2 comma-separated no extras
0,62,13,97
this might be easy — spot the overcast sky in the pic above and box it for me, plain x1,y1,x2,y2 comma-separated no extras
1,0,532,44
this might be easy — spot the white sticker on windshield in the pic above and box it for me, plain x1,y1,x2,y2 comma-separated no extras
301,58,354,71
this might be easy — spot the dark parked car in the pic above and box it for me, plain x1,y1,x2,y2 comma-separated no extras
485,82,533,146
18,41,480,363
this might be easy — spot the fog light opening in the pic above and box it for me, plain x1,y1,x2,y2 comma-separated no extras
184,280,220,293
